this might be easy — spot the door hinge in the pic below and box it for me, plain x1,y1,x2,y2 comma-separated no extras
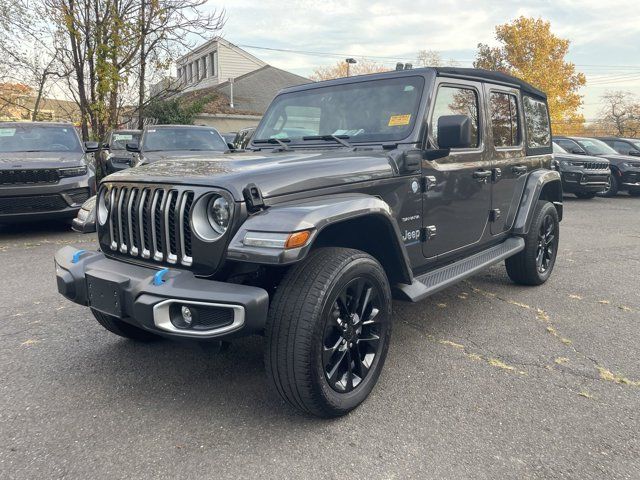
489,209,501,222
421,175,437,192
421,225,437,241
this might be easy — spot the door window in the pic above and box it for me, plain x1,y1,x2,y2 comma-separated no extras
613,141,631,154
523,97,551,148
489,92,520,147
431,86,479,148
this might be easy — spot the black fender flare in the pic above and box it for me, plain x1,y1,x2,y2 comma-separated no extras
227,193,413,283
512,170,563,235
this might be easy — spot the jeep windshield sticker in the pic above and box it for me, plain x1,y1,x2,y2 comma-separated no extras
388,114,411,127
0,128,16,136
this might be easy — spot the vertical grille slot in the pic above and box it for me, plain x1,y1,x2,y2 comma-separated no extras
128,188,139,256
181,192,194,264
152,190,165,261
138,189,151,259
164,190,178,264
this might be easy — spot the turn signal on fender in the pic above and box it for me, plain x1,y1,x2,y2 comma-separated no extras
285,230,312,249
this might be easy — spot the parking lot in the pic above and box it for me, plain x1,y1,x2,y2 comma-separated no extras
0,195,638,479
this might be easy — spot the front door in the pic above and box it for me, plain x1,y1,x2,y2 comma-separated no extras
484,85,533,235
422,80,492,259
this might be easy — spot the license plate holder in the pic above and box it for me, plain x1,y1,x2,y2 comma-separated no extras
86,271,130,317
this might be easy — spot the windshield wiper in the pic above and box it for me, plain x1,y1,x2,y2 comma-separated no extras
302,135,353,149
253,137,292,151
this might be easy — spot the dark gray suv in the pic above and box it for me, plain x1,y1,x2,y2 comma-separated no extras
55,68,562,417
0,122,97,222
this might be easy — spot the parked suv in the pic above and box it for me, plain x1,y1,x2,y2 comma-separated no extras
554,136,640,196
55,68,562,417
0,122,97,222
552,142,610,198
596,136,640,157
98,129,141,177
126,125,229,165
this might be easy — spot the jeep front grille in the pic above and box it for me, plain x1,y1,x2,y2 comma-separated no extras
0,168,60,185
583,162,609,170
106,185,194,266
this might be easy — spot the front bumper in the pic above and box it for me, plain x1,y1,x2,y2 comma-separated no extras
620,170,640,189
0,174,95,221
561,170,610,193
54,246,269,340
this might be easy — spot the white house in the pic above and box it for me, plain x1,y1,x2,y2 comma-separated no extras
175,37,267,92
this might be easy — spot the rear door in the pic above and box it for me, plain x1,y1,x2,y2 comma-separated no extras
484,86,532,235
422,80,492,259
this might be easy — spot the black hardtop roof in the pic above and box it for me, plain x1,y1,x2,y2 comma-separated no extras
278,66,547,101
144,124,218,130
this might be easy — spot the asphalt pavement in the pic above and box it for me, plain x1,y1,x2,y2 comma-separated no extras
0,195,638,479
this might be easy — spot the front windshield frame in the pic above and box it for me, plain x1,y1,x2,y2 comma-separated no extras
253,75,427,146
575,138,618,155
0,124,83,153
141,127,228,152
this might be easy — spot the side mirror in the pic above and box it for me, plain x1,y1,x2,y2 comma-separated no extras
102,142,110,149
126,141,140,153
628,150,640,157
437,115,472,149
84,141,100,152
227,142,235,150
571,148,586,155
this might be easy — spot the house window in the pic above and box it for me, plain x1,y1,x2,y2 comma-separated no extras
194,61,199,82
209,51,217,77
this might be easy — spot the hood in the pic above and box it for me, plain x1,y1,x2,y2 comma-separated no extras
0,151,85,170
591,153,637,166
140,150,227,164
554,152,608,164
107,149,396,201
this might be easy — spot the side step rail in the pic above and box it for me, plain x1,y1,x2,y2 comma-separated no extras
395,237,525,302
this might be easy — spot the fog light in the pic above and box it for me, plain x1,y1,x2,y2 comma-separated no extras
181,306,193,326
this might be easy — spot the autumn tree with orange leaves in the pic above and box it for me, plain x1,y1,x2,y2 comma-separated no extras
474,17,586,135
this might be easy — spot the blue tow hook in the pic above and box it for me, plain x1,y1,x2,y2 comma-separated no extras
153,268,169,286
71,249,87,264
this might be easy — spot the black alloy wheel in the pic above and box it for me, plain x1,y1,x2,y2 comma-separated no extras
536,214,557,274
322,277,384,393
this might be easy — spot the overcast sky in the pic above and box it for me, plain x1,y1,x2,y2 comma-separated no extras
206,0,640,119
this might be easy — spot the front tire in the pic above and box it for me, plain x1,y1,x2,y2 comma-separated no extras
265,247,392,418
506,200,559,286
91,309,161,341
599,175,619,197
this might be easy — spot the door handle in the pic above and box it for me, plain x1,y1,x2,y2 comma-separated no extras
512,165,528,175
472,170,492,181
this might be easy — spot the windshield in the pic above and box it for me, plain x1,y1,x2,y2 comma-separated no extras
553,142,567,154
0,125,82,153
111,132,141,150
141,127,228,152
575,138,617,155
254,76,425,144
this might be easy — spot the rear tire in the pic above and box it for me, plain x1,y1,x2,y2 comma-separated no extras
91,309,161,341
265,247,392,418
574,192,596,199
506,200,559,286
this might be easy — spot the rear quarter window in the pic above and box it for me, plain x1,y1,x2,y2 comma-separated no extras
523,96,551,153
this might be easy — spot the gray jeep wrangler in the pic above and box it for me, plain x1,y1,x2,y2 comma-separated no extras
55,67,562,417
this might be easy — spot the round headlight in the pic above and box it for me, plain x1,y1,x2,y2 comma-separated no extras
207,195,230,234
97,190,109,226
